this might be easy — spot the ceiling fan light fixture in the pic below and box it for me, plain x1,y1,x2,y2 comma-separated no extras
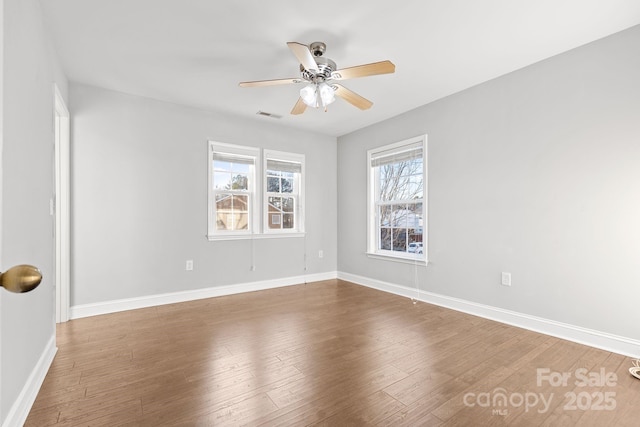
300,82,336,108
300,84,317,107
319,82,336,106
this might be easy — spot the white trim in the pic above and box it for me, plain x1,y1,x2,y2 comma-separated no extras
66,269,640,357
366,252,428,266
337,271,640,358
70,271,338,319
54,84,70,323
1,336,57,427
207,232,306,241
0,0,4,419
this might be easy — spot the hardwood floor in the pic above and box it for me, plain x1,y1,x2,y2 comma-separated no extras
26,279,639,426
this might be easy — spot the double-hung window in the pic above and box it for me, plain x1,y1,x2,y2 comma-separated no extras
208,142,259,239
367,135,427,261
207,142,304,240
264,150,304,234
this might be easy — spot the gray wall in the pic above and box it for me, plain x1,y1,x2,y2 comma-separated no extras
338,25,640,341
1,0,68,422
70,84,337,306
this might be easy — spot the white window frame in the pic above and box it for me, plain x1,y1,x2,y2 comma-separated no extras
263,150,305,236
367,135,428,264
207,141,261,240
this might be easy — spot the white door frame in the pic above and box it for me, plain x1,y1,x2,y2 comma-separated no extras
0,0,4,415
54,84,70,323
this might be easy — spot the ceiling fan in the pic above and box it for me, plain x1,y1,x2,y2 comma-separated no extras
239,41,395,115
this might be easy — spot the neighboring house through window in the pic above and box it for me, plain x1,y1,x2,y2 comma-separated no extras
367,135,427,262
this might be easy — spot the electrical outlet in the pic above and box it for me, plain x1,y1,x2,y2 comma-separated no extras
318,250,324,259
501,272,511,286
186,260,193,271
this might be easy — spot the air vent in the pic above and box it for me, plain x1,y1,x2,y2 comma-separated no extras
256,111,282,119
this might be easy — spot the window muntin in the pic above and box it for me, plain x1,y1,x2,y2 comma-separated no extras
368,136,427,261
264,151,304,233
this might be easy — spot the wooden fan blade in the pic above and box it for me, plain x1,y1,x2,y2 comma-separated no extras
333,84,373,110
331,60,395,80
287,42,317,72
239,78,301,88
291,97,307,115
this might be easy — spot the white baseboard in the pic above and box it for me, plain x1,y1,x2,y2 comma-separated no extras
69,269,640,358
70,271,338,319
2,335,57,427
338,271,640,358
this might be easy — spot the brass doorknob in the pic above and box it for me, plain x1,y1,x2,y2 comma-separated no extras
0,265,42,293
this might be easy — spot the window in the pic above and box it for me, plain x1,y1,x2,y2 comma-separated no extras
367,135,427,262
264,150,305,233
207,142,305,240
208,142,259,239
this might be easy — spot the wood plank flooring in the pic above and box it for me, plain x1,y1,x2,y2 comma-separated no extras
26,279,639,426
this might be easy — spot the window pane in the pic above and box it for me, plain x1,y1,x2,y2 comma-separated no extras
392,228,407,252
379,205,391,227
391,205,408,227
282,179,294,193
408,178,422,199
233,195,248,210
380,228,391,250
283,213,294,229
378,165,393,201
409,202,423,230
232,163,250,174
268,196,282,211
407,230,423,254
269,213,282,229
233,213,248,230
216,212,229,230
214,172,231,190
267,176,280,192
215,194,249,231
396,175,412,200
215,193,232,210
213,160,231,172
282,197,294,213
266,169,282,177
378,159,424,201
230,174,248,190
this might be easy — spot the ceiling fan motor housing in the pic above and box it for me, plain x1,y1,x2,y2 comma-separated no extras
300,57,336,82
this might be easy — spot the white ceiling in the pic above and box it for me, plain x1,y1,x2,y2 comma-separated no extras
39,0,640,137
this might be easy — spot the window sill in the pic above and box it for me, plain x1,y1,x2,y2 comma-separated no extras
207,232,305,241
366,252,428,266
